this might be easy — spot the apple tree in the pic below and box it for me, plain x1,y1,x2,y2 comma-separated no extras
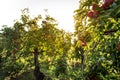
74,0,120,79
0,8,72,80
20,9,72,79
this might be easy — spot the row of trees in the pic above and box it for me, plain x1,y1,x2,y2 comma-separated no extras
0,0,120,80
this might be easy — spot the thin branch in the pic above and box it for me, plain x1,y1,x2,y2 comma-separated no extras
104,29,118,35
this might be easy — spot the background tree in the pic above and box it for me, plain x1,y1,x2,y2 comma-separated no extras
0,8,72,80
0,24,24,80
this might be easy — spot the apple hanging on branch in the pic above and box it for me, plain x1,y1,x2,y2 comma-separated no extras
87,11,100,19
101,0,115,9
92,3,100,11
87,3,100,19
80,39,87,46
87,0,115,18
81,41,87,46
87,11,95,18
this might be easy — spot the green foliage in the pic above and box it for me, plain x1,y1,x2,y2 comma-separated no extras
74,0,120,79
1,0,120,79
0,8,72,80
55,56,67,78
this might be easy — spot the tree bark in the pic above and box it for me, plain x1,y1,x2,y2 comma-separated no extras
33,48,45,80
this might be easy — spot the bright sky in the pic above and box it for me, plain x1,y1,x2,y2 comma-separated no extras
0,0,79,32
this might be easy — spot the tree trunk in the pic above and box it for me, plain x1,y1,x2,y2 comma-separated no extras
81,54,84,80
33,48,45,80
